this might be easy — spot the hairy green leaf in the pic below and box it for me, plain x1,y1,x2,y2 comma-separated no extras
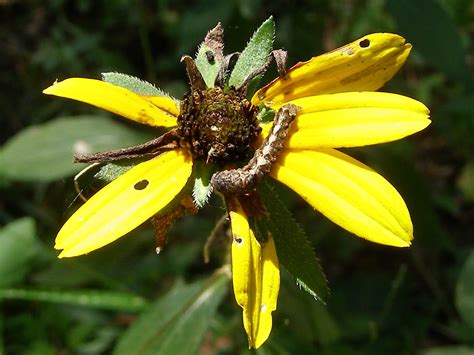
102,72,173,98
192,162,214,208
195,44,221,88
257,182,329,302
94,160,144,182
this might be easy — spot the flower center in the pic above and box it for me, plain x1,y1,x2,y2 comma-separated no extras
177,87,260,165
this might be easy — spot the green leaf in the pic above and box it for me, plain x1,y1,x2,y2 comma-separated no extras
94,160,144,183
0,218,36,287
458,162,474,202
228,16,275,88
437,95,474,155
195,44,221,88
257,182,329,303
455,250,474,328
420,346,474,355
387,0,472,87
113,269,229,355
257,105,276,124
0,288,148,311
102,72,172,98
0,116,152,182
192,162,214,208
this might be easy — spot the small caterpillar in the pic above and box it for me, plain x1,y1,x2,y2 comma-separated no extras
211,104,299,195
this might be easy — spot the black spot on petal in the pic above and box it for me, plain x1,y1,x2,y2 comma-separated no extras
359,39,370,48
234,236,243,244
134,180,149,190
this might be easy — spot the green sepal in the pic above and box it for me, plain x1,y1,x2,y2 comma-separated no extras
257,181,329,303
192,161,215,208
94,159,144,182
257,104,275,124
101,72,179,105
228,16,275,89
195,44,221,88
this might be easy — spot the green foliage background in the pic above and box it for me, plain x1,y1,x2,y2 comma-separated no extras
1,0,473,353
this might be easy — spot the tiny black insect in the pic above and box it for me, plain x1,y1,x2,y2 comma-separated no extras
206,50,215,64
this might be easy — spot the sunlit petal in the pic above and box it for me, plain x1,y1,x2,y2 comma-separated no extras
253,33,411,106
56,150,192,257
261,92,430,148
142,95,180,117
229,199,280,349
43,78,178,127
272,149,413,247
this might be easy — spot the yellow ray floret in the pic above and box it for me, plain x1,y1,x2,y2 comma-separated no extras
229,200,280,349
253,33,411,106
261,92,430,148
43,78,178,127
55,150,192,257
272,149,413,247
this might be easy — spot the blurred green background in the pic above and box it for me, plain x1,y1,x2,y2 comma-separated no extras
1,0,474,354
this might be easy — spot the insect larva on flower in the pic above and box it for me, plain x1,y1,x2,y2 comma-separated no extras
211,104,299,195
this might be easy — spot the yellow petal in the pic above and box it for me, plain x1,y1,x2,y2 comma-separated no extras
253,33,411,106
55,150,192,257
142,95,180,117
43,78,178,127
260,92,430,148
229,200,280,349
272,149,413,247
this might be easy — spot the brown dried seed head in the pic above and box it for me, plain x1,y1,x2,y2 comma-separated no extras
177,87,260,165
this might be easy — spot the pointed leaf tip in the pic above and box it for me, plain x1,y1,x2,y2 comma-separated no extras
228,17,275,89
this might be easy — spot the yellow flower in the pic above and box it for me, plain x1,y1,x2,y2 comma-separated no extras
43,28,430,348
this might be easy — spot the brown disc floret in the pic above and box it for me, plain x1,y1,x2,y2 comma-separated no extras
177,87,260,165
